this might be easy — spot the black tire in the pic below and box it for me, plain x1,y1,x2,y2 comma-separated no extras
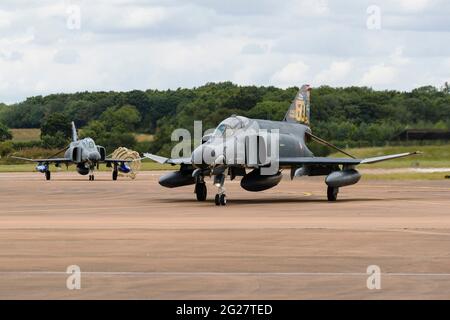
215,194,220,206
219,194,227,206
91,175,95,181
112,170,118,181
195,183,207,201
45,171,51,181
327,186,339,201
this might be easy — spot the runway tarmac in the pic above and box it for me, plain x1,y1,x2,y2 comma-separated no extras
0,171,449,299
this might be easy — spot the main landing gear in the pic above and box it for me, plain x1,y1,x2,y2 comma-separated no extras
195,182,207,201
214,174,227,206
45,170,51,181
112,164,118,181
327,186,339,201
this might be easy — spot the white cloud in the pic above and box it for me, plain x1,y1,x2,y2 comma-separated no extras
390,46,410,66
314,61,352,85
293,0,329,16
53,49,80,64
0,10,12,29
361,64,398,87
396,0,431,12
0,0,449,103
271,61,310,87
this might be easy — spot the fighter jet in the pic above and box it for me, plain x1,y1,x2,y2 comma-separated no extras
12,122,134,180
144,85,420,205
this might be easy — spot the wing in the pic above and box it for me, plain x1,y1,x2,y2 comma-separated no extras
143,153,192,165
279,157,361,166
11,156,72,163
279,151,420,166
359,152,421,164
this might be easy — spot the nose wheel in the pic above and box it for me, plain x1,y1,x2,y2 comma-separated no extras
45,170,51,181
214,173,227,206
88,168,95,181
215,193,227,206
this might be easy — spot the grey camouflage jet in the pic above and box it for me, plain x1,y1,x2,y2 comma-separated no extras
144,85,419,205
13,122,134,180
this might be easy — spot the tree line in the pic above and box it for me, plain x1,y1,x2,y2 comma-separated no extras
0,82,449,156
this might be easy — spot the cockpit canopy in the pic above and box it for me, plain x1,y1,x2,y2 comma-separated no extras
213,116,249,138
82,138,96,150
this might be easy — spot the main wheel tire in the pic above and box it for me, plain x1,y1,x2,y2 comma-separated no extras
215,194,220,206
45,171,51,181
112,170,118,181
195,183,207,201
91,175,95,181
327,186,339,201
219,194,227,206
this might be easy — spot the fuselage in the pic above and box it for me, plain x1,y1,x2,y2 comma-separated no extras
191,116,314,168
64,137,101,164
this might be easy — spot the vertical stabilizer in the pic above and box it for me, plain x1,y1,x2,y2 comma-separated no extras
283,84,311,125
71,121,78,142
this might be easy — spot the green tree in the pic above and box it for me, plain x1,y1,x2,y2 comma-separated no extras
40,113,71,140
81,106,140,152
41,132,68,149
246,101,287,120
0,122,12,142
99,105,141,132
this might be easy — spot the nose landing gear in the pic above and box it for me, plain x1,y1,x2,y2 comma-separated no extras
214,174,227,206
88,168,95,181
214,193,226,206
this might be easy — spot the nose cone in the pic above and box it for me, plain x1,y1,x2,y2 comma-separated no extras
88,151,101,161
191,145,227,167
191,145,217,166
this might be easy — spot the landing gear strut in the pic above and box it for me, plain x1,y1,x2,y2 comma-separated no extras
214,174,227,206
327,186,339,201
112,164,118,181
45,170,51,181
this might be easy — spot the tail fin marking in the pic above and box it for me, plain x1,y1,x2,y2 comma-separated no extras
283,84,311,125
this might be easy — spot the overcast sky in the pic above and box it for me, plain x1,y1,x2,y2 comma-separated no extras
0,0,449,103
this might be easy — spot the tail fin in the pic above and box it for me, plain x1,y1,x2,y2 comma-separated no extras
71,121,78,142
283,84,311,125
